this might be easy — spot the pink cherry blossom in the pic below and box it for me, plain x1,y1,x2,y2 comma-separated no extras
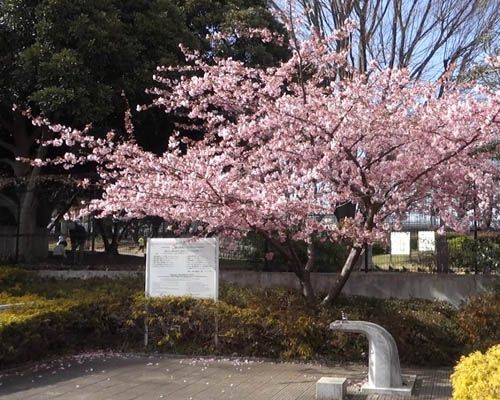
33,25,499,304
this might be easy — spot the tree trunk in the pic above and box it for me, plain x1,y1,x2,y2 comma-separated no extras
255,229,318,304
130,220,140,244
285,239,317,305
46,193,78,231
151,217,162,237
299,269,316,305
95,219,119,256
321,246,363,306
0,112,49,263
109,222,120,256
17,140,47,263
18,194,39,262
106,238,119,256
95,219,132,256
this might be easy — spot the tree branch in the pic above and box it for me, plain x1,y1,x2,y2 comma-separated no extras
0,158,16,170
0,139,16,154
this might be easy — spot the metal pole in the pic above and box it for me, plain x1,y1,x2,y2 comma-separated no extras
473,219,478,274
263,239,269,271
214,310,219,349
91,216,95,252
473,190,478,274
364,243,369,273
144,313,149,348
15,186,21,264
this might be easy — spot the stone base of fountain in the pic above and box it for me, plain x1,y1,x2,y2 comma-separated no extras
316,376,347,399
329,319,418,397
361,374,417,397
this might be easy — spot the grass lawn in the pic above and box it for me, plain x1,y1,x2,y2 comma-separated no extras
372,250,436,271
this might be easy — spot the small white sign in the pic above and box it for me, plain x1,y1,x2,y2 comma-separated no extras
418,231,435,252
390,232,411,255
145,238,219,300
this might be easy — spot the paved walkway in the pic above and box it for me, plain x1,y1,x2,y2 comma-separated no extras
0,353,452,400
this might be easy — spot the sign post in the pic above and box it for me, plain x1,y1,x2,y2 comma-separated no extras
145,238,219,300
417,231,435,252
390,232,411,255
144,238,219,347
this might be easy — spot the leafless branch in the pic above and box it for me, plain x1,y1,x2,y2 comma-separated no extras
271,0,500,80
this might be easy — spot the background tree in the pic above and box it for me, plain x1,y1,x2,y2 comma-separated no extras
176,0,289,66
0,0,194,259
271,0,500,79
0,0,288,260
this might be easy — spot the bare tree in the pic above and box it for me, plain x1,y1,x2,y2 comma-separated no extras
271,0,500,79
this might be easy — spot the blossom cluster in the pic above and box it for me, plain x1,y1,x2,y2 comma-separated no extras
36,29,500,246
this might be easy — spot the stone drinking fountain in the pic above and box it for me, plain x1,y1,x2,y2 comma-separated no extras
329,317,416,397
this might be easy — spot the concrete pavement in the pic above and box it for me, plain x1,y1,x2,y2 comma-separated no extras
0,353,452,400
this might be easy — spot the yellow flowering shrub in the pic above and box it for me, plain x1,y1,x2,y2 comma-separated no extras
451,344,500,400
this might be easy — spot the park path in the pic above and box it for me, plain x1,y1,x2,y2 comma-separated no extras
0,353,452,400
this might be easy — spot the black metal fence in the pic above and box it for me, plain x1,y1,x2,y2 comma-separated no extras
218,215,499,274
371,231,499,273
2,215,498,274
0,227,49,263
368,212,498,273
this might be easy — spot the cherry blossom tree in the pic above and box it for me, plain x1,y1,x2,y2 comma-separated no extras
34,27,499,305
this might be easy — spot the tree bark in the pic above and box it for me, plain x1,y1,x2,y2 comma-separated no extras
0,111,49,262
95,219,119,256
17,136,47,262
284,238,318,305
46,193,78,231
18,195,39,262
299,268,316,305
255,228,318,304
321,246,363,306
300,240,316,304
151,217,162,237
95,219,132,256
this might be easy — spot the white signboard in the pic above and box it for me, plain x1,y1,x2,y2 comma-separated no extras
390,232,411,255
145,238,219,300
418,231,435,252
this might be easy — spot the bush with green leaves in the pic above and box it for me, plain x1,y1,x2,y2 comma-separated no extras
238,233,349,272
448,235,500,272
0,267,142,368
134,286,465,365
456,292,500,352
1,267,498,369
0,297,140,368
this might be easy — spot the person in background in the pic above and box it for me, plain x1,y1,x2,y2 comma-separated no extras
69,221,87,264
53,235,67,261
138,236,145,255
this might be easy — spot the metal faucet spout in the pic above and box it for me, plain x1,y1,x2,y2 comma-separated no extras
330,320,404,390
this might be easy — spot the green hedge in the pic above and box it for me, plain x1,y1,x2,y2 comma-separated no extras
235,232,349,272
134,288,465,365
448,235,500,272
456,293,500,352
0,267,142,368
1,267,498,369
0,298,141,368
